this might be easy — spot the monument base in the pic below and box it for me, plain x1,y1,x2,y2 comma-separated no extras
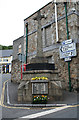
26,63,55,71
18,69,63,103
30,56,48,63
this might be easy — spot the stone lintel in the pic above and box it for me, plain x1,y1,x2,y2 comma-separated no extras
23,69,59,74
31,80,49,83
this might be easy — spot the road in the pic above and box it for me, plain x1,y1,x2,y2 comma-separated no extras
0,74,79,120
0,74,2,120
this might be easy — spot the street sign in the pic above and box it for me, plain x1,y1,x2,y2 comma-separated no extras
61,43,76,52
60,48,76,59
62,39,72,45
59,40,77,59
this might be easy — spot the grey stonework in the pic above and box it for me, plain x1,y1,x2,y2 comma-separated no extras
11,36,24,82
18,70,62,103
12,2,79,92
13,36,24,60
11,59,21,83
23,2,79,91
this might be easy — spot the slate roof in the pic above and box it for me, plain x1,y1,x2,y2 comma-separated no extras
0,50,13,57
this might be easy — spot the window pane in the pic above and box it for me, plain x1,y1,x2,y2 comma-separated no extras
3,58,8,62
18,44,21,53
45,26,52,46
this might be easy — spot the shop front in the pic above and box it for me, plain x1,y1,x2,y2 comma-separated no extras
2,63,11,74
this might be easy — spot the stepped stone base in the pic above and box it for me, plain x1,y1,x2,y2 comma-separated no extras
30,56,48,63
18,69,63,103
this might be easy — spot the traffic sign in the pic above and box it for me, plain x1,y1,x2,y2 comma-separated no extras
62,39,72,45
61,43,76,52
59,40,77,59
60,49,76,59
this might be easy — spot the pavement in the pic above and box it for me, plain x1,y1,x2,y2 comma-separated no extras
3,80,79,108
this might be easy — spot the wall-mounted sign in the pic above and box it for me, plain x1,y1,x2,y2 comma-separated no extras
32,83,48,95
61,43,76,52
62,39,72,45
59,39,77,61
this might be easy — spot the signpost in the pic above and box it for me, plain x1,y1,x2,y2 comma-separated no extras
59,40,77,61
59,39,77,92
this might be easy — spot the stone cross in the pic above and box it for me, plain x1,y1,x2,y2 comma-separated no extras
34,10,45,57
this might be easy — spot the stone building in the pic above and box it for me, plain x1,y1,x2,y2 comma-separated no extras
12,2,79,102
0,50,13,74
12,36,24,60
23,1,79,91
17,1,79,103
11,36,25,83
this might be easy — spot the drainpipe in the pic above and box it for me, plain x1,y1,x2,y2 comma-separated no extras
26,23,28,64
54,0,59,42
64,2,72,92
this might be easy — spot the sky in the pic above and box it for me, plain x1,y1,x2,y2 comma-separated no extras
0,0,52,46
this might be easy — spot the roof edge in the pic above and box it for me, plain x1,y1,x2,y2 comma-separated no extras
24,2,52,21
13,35,24,43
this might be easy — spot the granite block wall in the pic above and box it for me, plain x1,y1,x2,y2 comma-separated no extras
23,2,79,91
12,2,79,91
11,59,21,83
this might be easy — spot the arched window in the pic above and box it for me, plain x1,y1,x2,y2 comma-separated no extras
18,44,21,53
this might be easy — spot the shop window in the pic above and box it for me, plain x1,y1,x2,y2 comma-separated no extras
3,58,8,62
0,58,2,62
0,65,2,73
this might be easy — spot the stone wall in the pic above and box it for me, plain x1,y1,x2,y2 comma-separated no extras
23,2,79,91
13,36,24,60
12,36,24,83
11,59,21,83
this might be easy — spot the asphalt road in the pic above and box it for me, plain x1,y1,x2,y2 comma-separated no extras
0,74,2,120
0,74,79,120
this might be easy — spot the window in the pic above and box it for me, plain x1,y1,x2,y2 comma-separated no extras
0,58,2,62
42,25,52,47
18,44,22,53
45,26,52,46
3,58,8,62
0,65,2,73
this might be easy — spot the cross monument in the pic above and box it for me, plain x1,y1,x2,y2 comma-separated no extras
31,10,47,63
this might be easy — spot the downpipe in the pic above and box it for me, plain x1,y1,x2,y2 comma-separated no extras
54,0,59,42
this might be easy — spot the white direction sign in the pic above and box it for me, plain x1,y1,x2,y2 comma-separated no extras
61,43,76,52
59,40,77,59
60,49,76,59
62,39,72,45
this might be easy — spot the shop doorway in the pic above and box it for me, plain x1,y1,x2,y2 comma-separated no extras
6,64,9,73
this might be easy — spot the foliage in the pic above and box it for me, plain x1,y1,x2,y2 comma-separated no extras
31,77,48,80
0,44,13,50
33,95,48,104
